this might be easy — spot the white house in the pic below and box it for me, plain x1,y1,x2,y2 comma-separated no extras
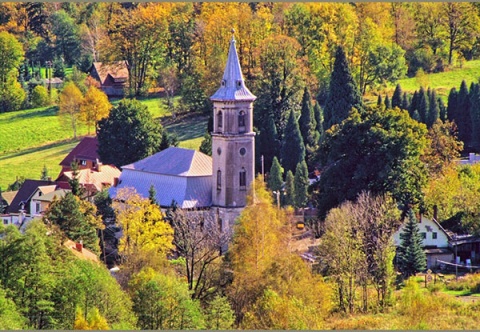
393,215,453,269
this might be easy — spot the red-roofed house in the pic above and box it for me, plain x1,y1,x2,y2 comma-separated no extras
89,61,128,97
59,137,100,174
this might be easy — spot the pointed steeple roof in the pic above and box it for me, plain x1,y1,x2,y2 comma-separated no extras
210,30,256,102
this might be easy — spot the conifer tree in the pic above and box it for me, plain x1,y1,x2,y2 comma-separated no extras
447,87,458,124
392,84,403,109
377,94,383,108
148,184,158,206
457,80,472,147
258,114,280,173
417,86,429,124
439,98,447,122
0,188,5,214
409,91,418,119
293,161,309,209
323,46,363,130
402,92,409,111
470,83,480,151
40,164,49,181
427,89,440,128
69,161,84,197
267,156,283,192
313,102,324,139
384,95,391,110
281,111,305,175
284,170,295,207
199,132,212,156
299,87,317,147
398,209,426,278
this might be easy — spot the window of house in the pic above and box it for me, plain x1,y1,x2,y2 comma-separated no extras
217,111,223,129
36,202,40,214
3,219,8,225
80,160,87,166
421,232,426,239
217,170,222,190
239,168,246,190
238,111,246,132
432,232,438,240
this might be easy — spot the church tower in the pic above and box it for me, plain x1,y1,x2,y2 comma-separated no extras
210,30,256,220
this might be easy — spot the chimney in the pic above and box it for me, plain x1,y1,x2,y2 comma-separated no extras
75,240,83,252
433,205,438,221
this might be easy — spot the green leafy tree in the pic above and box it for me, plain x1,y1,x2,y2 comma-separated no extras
313,107,428,218
0,287,26,329
281,111,305,175
293,161,309,208
397,210,427,278
31,85,50,108
97,99,165,168
323,46,363,130
50,10,81,66
267,156,283,193
93,188,114,222
199,132,212,156
204,295,235,330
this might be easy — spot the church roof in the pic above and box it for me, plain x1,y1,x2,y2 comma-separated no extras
122,147,212,177
210,31,256,102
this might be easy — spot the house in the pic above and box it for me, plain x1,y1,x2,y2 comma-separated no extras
458,153,480,165
4,179,57,226
42,77,63,89
89,61,128,97
110,31,256,229
393,215,453,269
59,136,100,174
30,188,70,218
110,147,213,209
56,164,120,199
63,239,99,263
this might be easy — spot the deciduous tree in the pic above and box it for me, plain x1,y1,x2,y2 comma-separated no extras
80,85,111,135
59,82,84,139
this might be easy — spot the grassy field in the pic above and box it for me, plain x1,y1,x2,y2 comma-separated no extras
0,96,206,190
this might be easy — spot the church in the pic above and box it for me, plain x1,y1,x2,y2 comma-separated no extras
110,31,256,228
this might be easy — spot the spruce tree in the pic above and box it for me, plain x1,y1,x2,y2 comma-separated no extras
69,161,84,197
402,92,410,111
427,89,440,128
377,94,383,108
392,84,403,109
398,209,426,278
267,156,283,192
447,87,458,123
439,98,447,122
409,91,418,119
148,184,158,206
313,102,324,139
293,161,309,209
470,83,480,151
40,164,49,181
457,80,472,148
258,114,280,173
281,111,305,175
284,170,295,207
323,46,363,130
299,87,317,147
384,95,391,110
417,86,429,124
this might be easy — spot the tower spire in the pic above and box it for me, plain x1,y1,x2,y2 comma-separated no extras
210,30,256,102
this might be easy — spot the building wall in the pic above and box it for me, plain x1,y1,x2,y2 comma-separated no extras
393,216,449,248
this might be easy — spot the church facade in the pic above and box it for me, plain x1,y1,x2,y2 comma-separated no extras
111,31,255,229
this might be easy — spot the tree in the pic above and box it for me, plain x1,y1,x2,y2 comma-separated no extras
384,95,391,110
31,85,50,108
43,192,101,254
168,208,231,301
80,86,111,135
397,209,427,278
199,132,212,156
59,82,84,139
257,114,280,174
0,31,24,87
281,111,305,175
267,156,283,193
130,268,205,330
392,84,403,109
313,102,324,139
113,188,174,279
40,164,49,181
323,46,363,130
456,80,472,148
293,161,309,209
284,170,295,207
50,10,82,66
427,89,440,128
470,83,480,151
148,184,158,206
313,107,428,218
298,87,317,149
97,99,165,168
447,87,458,123
204,295,235,330
402,92,410,111
68,161,84,197
0,287,26,329
417,86,429,124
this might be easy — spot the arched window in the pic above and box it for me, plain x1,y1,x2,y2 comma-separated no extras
217,111,223,129
217,170,222,190
238,111,246,133
239,167,246,190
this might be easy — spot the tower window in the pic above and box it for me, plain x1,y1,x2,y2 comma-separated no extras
217,111,223,129
217,170,222,190
239,168,246,190
238,111,246,132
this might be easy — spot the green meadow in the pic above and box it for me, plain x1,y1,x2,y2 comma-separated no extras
0,97,207,190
